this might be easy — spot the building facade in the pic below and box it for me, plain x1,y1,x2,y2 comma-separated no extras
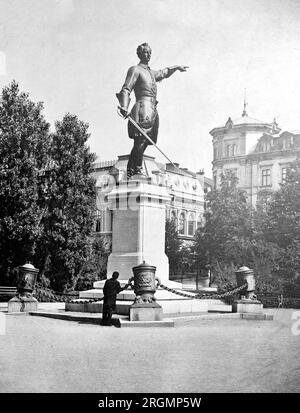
93,154,212,243
211,106,300,206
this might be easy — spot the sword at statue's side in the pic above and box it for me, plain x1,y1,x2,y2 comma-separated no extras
117,106,180,171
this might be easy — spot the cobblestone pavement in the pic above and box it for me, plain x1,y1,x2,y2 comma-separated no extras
0,308,299,393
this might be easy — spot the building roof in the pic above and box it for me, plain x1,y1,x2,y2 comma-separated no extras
231,115,270,126
204,176,213,187
213,115,272,131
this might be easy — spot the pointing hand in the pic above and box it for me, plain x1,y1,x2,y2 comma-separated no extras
178,66,189,72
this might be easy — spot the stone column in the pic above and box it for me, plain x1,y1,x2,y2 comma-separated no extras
106,177,171,284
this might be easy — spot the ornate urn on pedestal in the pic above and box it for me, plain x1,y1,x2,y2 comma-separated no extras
232,265,263,314
17,263,39,294
235,266,256,300
8,263,39,313
128,261,163,321
130,261,160,303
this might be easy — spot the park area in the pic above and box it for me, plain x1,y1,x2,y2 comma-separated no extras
0,308,299,393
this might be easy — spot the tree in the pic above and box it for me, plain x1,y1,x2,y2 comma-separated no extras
257,159,300,295
0,81,50,284
194,172,281,289
75,235,111,291
36,114,97,291
195,172,253,267
165,218,182,275
263,159,300,248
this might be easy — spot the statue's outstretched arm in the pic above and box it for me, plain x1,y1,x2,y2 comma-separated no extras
154,65,189,82
166,65,189,76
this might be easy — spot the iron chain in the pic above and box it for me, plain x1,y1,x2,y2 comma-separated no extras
34,282,248,303
34,284,85,303
159,282,248,300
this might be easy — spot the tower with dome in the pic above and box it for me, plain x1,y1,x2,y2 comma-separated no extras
210,99,300,206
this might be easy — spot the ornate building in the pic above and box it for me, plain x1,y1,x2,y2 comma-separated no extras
93,154,212,242
211,103,300,206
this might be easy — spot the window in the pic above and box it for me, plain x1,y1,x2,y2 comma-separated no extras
178,212,185,235
231,144,237,156
282,168,287,183
187,213,196,236
95,210,101,232
213,147,217,159
170,210,177,226
226,145,230,157
262,169,271,186
108,210,113,232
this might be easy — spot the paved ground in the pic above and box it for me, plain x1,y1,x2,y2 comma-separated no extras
0,308,299,393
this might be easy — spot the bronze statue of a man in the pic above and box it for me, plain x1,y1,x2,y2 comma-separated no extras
116,43,188,179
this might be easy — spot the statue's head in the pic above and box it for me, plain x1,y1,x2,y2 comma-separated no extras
137,43,152,63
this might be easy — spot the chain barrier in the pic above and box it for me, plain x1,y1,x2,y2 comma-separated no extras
34,283,86,303
33,282,248,303
159,282,248,300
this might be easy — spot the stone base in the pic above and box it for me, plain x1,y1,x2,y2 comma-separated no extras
129,302,163,321
106,178,172,285
232,299,263,314
120,318,174,327
8,295,38,313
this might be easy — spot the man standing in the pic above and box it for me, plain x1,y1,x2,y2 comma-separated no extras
102,272,128,325
116,42,188,179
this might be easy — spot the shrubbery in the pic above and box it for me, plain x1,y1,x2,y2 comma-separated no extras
194,167,300,297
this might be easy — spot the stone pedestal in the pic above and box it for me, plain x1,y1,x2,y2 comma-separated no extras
106,178,171,284
129,302,163,321
232,299,263,314
8,295,38,313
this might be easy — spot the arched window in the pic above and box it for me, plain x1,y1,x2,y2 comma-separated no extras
232,144,237,156
178,212,185,235
187,213,196,236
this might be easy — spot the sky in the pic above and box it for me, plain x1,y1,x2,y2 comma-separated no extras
1,0,300,177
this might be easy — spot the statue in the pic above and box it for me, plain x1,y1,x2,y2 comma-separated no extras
116,43,188,179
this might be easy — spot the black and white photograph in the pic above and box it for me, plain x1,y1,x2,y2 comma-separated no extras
0,0,299,400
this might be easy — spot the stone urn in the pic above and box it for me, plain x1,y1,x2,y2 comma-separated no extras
8,263,39,313
128,261,163,322
235,266,256,300
17,263,39,294
129,261,160,304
